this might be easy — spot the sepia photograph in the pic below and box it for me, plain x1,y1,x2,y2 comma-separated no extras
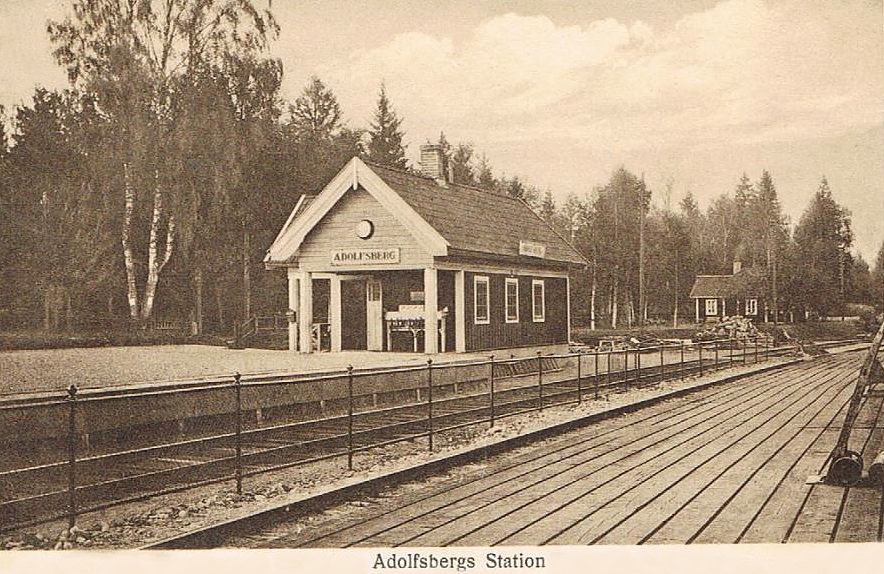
0,0,883,571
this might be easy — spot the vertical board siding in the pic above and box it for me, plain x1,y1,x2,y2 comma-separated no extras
464,271,568,351
298,186,432,270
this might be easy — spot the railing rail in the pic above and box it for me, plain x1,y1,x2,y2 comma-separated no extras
0,334,852,534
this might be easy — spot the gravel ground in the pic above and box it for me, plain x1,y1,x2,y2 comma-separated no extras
0,340,749,397
0,353,803,551
0,345,490,396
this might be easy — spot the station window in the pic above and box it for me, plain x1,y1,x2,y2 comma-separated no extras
505,278,519,323
532,279,545,323
474,276,490,324
705,299,718,316
745,298,758,316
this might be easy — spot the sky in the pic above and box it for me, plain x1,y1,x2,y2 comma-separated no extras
1,0,882,262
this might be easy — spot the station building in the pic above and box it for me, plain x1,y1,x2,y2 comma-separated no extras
264,145,588,354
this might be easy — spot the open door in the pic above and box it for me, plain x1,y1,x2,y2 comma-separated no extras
366,279,383,351
341,279,366,350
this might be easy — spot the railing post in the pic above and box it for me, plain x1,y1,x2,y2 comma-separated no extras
729,338,734,366
754,336,759,363
594,350,600,400
347,365,354,470
660,344,665,382
427,359,434,452
636,347,641,386
742,338,747,365
607,349,612,389
537,351,544,411
699,343,704,376
680,341,685,380
765,336,770,361
66,383,78,530
489,355,495,427
234,373,243,495
714,340,719,369
576,352,583,404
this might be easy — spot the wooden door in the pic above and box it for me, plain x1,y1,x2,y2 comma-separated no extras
341,279,366,350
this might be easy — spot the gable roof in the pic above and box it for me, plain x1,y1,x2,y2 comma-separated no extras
265,156,588,267
366,162,587,266
689,268,768,299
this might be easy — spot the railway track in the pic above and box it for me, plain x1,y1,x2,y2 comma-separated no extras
0,340,860,534
147,350,880,547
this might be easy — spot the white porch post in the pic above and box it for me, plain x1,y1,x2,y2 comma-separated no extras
287,268,299,352
424,267,439,354
298,271,313,353
722,298,727,317
566,276,572,343
330,275,342,352
454,270,466,353
695,298,700,323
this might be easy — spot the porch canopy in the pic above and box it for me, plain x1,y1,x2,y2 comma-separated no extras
264,153,587,354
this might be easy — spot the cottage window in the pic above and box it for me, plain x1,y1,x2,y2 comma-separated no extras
705,299,718,315
505,278,519,323
745,298,758,316
532,280,546,322
474,276,490,324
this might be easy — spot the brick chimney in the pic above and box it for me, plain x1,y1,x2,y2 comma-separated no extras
733,259,742,274
419,143,448,186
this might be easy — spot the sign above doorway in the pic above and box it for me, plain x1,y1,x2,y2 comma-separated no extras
330,248,401,266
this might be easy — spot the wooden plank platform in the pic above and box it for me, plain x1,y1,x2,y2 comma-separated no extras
223,352,884,547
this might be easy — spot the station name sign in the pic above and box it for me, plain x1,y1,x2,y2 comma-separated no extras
518,240,546,258
331,248,400,266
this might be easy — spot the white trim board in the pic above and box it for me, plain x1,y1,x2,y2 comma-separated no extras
266,157,449,264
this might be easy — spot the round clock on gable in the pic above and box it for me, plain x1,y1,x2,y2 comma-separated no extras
355,219,374,239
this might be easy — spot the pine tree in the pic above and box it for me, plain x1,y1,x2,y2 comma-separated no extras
289,76,342,142
793,176,854,316
367,83,408,169
872,240,884,308
450,143,476,186
476,153,496,191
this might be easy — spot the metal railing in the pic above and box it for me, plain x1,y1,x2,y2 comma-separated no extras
0,336,799,534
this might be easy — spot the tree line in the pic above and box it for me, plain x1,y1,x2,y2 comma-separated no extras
539,168,884,328
0,0,881,333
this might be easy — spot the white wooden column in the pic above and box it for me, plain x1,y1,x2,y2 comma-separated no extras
566,276,572,343
287,268,300,352
298,271,313,353
722,298,727,318
454,270,466,353
695,298,700,323
330,275,342,352
424,267,438,354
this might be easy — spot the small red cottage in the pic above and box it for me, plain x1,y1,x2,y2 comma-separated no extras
264,145,588,354
689,261,769,323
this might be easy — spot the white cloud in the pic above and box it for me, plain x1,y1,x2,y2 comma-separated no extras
314,0,880,154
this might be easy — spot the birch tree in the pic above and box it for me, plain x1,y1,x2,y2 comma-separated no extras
48,0,278,320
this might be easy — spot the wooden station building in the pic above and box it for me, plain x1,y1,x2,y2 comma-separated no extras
264,145,587,354
689,261,770,323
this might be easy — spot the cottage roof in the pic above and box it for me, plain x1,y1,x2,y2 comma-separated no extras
689,267,768,299
265,157,588,267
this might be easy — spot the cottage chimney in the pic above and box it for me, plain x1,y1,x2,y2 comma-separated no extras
733,259,742,274
419,143,448,186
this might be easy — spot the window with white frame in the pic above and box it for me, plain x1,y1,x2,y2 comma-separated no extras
532,279,545,322
705,298,718,315
745,298,758,316
505,278,519,323
474,276,490,324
